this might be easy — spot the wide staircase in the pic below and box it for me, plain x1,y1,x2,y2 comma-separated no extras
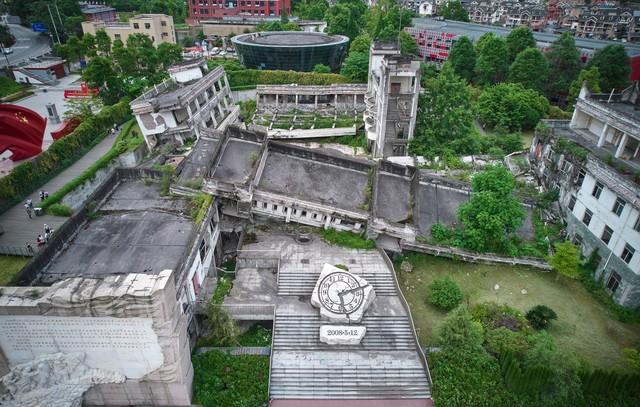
269,245,432,403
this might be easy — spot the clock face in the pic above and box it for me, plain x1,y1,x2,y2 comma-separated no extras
317,272,366,315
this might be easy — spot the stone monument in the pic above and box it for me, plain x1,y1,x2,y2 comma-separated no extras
311,264,376,345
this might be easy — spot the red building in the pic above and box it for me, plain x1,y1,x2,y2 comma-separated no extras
405,26,456,66
187,0,291,22
80,4,117,23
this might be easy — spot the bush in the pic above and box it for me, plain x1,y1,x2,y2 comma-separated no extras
525,305,558,330
237,325,272,346
225,69,353,90
431,223,454,243
320,229,375,249
427,277,464,310
204,303,239,346
192,351,269,407
47,203,73,217
0,76,25,98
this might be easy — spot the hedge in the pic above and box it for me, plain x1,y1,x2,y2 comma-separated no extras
39,119,143,213
0,98,131,214
226,69,355,89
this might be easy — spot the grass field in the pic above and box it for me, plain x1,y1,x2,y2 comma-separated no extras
0,255,28,285
397,254,640,370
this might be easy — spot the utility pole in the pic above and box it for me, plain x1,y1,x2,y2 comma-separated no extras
47,4,61,45
54,1,65,35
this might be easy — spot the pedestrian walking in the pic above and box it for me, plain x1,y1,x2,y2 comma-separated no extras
44,191,49,199
26,242,34,254
44,224,50,234
25,204,32,219
26,198,33,209
36,235,44,247
39,190,45,201
44,230,50,244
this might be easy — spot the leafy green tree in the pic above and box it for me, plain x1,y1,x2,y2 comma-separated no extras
476,83,550,131
448,36,476,82
81,33,97,57
0,25,13,47
63,15,85,38
457,165,525,253
475,34,508,85
475,32,496,55
439,305,484,351
296,0,329,20
205,303,239,346
438,0,470,22
505,27,536,63
586,44,630,92
398,30,419,56
409,64,474,157
545,32,581,98
157,42,183,69
548,241,581,279
83,56,123,104
95,30,112,55
567,67,601,108
508,48,549,93
197,29,206,42
349,34,372,54
365,0,413,41
340,51,369,82
181,35,195,47
525,305,558,330
313,63,331,73
325,0,366,40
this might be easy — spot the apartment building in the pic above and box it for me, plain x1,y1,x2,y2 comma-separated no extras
81,14,176,46
187,0,291,23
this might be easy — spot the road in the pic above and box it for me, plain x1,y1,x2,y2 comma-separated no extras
0,24,52,68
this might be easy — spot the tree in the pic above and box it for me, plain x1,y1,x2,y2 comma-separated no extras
313,63,331,73
364,0,413,41
409,64,474,157
586,45,630,92
0,25,13,47
475,34,508,85
438,305,484,351
63,98,102,121
157,42,183,69
340,51,369,82
448,36,476,82
325,0,366,40
297,0,329,20
398,30,419,56
81,33,97,57
567,67,601,108
505,27,536,63
545,32,581,98
63,15,85,38
181,35,195,47
508,48,549,94
438,0,470,22
457,165,526,253
197,29,206,42
349,34,372,54
548,241,581,279
83,56,123,104
476,83,550,132
204,303,239,346
95,30,112,55
427,277,464,310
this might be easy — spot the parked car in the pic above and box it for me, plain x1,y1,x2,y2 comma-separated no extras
2,47,13,54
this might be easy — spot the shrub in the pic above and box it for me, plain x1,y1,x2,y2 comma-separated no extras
47,203,73,217
470,302,527,331
427,277,464,310
484,327,530,357
431,223,454,243
320,229,375,249
204,303,239,346
237,325,272,347
548,241,581,279
525,305,558,330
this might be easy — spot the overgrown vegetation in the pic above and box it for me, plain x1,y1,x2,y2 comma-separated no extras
319,229,375,249
189,193,213,225
47,203,73,217
525,305,558,330
237,325,272,347
0,256,29,286
212,276,233,305
0,99,132,214
192,351,269,407
0,76,26,98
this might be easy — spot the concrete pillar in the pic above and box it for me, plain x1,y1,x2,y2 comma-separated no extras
275,94,279,109
597,123,609,147
295,94,299,105
314,95,318,108
285,207,292,223
615,133,629,158
210,111,218,127
334,94,338,109
324,215,331,229
353,94,357,109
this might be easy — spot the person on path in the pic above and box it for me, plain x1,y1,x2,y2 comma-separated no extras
44,224,50,235
44,191,49,199
25,204,32,219
26,242,34,254
36,235,44,247
26,199,33,209
39,190,45,201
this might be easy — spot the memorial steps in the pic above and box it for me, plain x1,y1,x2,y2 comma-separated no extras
276,269,398,296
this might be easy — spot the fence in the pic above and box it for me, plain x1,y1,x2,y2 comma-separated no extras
0,246,33,257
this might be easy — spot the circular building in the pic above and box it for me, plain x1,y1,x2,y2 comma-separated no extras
231,31,350,72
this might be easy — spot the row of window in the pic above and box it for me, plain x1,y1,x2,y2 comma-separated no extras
588,179,628,216
252,200,359,229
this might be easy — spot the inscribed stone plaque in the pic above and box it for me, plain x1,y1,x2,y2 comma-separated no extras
319,325,366,345
0,316,163,379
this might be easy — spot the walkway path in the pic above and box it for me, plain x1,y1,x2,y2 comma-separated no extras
0,130,119,254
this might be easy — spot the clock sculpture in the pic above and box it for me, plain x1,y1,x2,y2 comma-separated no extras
311,264,376,345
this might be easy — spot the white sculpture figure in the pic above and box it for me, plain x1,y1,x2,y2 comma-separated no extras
311,264,376,324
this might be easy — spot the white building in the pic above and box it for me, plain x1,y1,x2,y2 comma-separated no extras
364,41,421,158
130,59,238,149
530,82,640,307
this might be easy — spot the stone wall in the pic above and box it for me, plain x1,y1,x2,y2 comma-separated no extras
0,270,193,406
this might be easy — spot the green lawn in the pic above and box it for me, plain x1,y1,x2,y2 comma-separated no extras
0,255,28,285
0,76,24,98
397,254,640,370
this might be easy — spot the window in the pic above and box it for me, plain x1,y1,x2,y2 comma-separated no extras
592,181,603,199
273,204,278,212
634,216,640,232
621,243,635,264
573,234,583,247
301,210,307,217
145,23,151,29
199,239,206,262
161,21,167,26
209,217,216,233
114,34,121,39
601,225,613,245
262,202,267,209
568,195,576,211
133,23,139,29
612,197,626,216
606,271,621,293
576,168,586,187
582,208,593,226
